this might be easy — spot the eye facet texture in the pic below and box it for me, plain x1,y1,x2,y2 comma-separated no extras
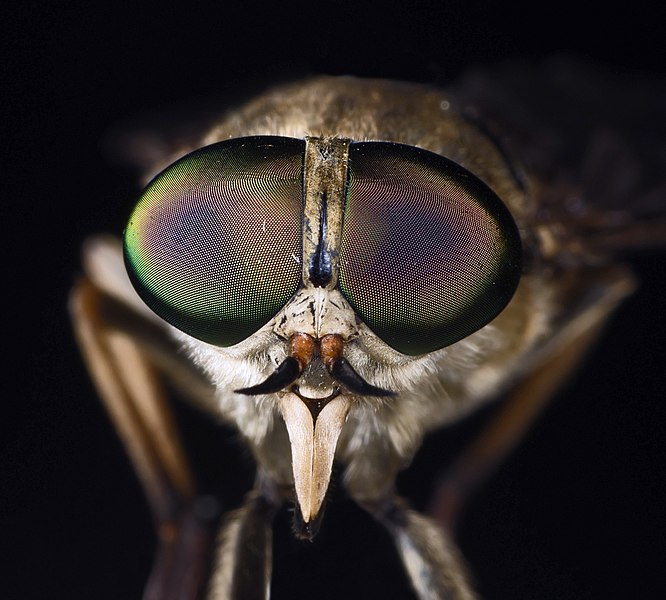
339,142,522,355
124,136,304,346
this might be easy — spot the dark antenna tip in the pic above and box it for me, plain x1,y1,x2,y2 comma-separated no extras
235,357,302,395
329,358,395,397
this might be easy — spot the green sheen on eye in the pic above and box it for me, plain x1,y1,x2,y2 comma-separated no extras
124,136,305,346
339,142,522,355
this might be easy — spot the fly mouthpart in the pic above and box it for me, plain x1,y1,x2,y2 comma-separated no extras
234,356,302,395
235,332,394,398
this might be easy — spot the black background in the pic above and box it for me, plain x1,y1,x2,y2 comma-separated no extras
4,2,665,599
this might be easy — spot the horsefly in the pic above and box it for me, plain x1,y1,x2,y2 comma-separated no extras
71,61,666,599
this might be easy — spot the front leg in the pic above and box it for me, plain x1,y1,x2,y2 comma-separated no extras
70,275,214,600
71,235,281,600
375,498,476,600
206,472,289,600
206,419,294,599
343,445,477,600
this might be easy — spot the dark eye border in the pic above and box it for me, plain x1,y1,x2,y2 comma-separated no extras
123,135,305,347
338,140,523,355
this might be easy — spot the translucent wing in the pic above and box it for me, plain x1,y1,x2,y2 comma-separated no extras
451,55,666,254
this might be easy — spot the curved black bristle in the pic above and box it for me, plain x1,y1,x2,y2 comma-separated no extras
235,357,302,395
329,358,395,397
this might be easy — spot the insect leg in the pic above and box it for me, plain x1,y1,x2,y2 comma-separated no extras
206,471,287,600
70,236,217,600
429,265,636,530
352,494,477,600
344,446,477,599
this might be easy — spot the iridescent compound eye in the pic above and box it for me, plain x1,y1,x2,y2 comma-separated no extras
339,142,522,355
124,136,304,346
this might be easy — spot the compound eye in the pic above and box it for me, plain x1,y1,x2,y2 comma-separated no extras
339,142,522,355
124,136,304,346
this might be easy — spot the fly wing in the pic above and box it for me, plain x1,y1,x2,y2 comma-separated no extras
450,55,666,256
